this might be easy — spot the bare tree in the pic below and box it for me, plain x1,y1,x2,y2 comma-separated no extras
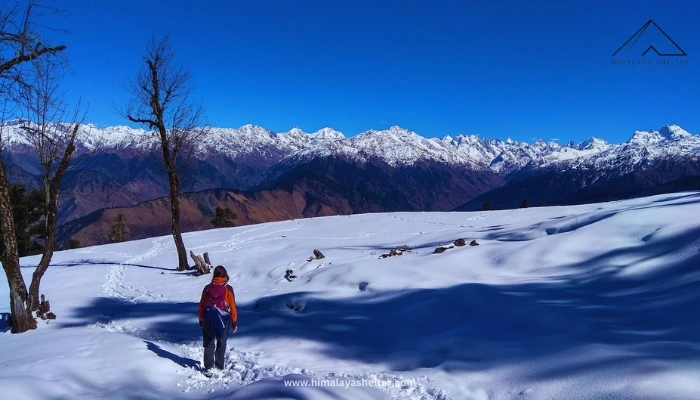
0,1,69,333
122,34,208,271
17,53,82,312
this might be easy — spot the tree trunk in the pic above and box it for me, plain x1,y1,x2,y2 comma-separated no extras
0,161,36,333
168,170,188,271
27,124,78,311
9,282,36,333
139,44,191,272
27,193,58,311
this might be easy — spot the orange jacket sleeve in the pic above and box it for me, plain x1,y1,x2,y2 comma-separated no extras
226,286,238,324
198,287,207,321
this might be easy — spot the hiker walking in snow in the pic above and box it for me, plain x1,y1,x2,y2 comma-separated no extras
198,265,238,374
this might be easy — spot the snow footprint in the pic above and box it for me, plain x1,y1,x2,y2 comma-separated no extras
176,342,454,399
103,264,129,300
126,236,172,265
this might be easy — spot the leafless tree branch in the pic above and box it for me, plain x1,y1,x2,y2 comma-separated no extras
0,0,69,333
120,33,210,271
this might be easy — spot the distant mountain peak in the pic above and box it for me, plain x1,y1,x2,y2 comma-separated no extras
240,123,264,130
311,127,345,140
237,124,275,137
659,124,691,140
1,119,695,177
627,125,691,147
579,137,608,151
281,127,306,136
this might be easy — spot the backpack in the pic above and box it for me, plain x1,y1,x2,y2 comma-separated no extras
205,283,227,311
202,284,230,336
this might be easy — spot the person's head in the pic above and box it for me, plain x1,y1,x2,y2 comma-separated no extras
213,265,228,281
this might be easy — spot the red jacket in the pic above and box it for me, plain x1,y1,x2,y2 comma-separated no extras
198,277,237,324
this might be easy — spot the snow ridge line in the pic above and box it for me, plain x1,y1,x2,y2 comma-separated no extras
189,222,306,253
188,224,273,251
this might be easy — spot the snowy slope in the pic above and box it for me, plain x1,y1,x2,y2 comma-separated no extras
3,121,698,175
2,192,700,399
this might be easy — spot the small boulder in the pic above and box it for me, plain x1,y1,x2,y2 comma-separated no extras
285,269,297,281
379,246,412,259
470,240,480,246
434,246,448,254
454,238,466,247
313,249,325,259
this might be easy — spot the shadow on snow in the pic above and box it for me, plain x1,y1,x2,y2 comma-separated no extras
32,259,175,271
145,340,200,369
56,207,700,379
0,312,10,333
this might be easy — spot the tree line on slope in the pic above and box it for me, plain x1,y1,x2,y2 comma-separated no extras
103,206,236,244
482,199,541,210
0,184,82,256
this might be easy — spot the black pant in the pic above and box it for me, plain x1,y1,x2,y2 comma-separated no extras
202,321,229,370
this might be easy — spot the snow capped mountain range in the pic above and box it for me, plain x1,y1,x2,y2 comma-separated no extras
3,121,698,176
4,120,698,241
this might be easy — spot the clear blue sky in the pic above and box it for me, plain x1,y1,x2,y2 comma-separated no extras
43,0,700,143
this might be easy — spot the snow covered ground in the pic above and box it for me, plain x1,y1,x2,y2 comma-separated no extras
2,192,700,400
